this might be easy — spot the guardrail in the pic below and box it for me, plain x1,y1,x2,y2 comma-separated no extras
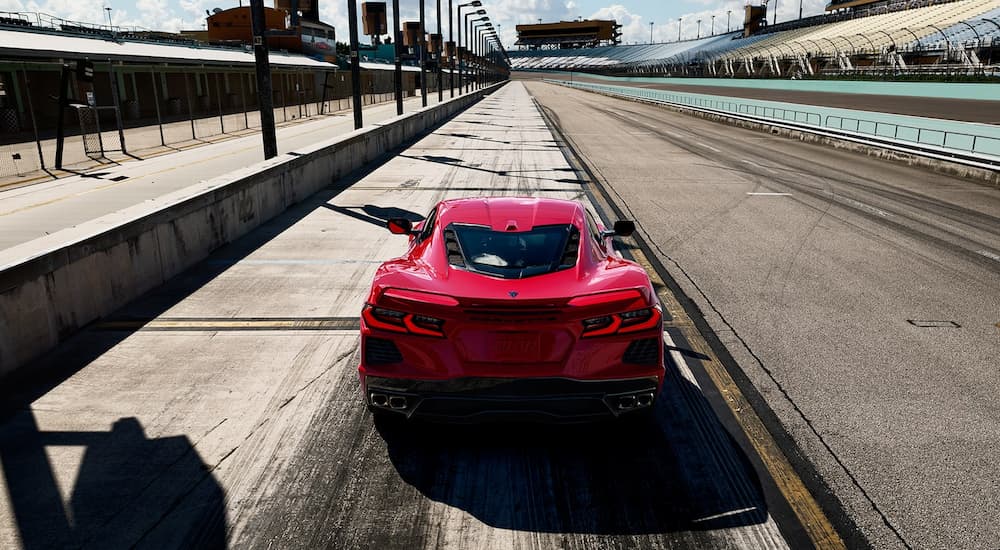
547,79,1000,167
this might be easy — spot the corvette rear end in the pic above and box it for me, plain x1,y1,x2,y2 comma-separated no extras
359,197,665,422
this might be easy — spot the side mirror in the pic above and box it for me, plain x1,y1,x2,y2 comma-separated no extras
387,218,414,235
613,220,635,237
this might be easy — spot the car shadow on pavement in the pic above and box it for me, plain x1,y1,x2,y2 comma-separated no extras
377,365,770,536
322,204,424,230
0,412,227,549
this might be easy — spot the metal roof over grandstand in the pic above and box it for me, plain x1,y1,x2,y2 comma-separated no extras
0,27,336,69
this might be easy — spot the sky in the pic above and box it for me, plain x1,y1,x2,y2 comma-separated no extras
0,0,830,48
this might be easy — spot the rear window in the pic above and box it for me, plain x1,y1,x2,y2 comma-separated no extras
445,223,579,279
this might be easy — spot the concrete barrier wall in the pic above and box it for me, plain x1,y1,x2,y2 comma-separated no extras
0,82,507,380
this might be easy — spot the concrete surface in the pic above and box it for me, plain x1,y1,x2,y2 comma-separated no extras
0,82,802,549
0,85,497,380
525,80,1000,550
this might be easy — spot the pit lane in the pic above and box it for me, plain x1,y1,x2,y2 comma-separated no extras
0,83,826,549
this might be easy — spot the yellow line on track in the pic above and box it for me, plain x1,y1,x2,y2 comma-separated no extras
95,319,359,331
632,244,846,550
538,84,847,548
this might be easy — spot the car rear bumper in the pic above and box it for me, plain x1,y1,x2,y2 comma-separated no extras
363,376,661,422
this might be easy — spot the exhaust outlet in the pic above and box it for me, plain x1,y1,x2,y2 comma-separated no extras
371,393,388,407
636,393,653,408
388,396,408,410
618,395,637,410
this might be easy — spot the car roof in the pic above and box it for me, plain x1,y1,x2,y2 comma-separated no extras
436,197,584,232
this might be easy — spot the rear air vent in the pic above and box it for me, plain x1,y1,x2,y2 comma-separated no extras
365,338,403,365
623,339,660,365
560,227,580,268
444,228,465,267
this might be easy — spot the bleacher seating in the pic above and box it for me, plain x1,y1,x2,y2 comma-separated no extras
509,0,1000,72
510,34,735,70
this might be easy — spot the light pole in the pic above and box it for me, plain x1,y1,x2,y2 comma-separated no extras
465,13,487,93
104,6,113,27
392,0,402,115
711,15,715,36
469,19,489,92
476,24,492,89
677,18,682,42
649,21,654,44
456,2,484,96
728,10,732,33
449,0,454,97
250,0,277,158
418,0,427,107
479,26,489,88
696,19,701,39
774,0,778,25
347,0,362,129
436,0,443,102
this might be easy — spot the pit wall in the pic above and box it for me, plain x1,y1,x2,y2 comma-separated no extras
0,82,507,380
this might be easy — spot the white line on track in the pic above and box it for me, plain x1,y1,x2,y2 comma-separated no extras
691,507,760,524
697,142,723,153
663,331,700,388
746,192,792,196
976,249,1000,262
837,195,890,218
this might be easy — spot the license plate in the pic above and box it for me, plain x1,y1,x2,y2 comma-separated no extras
491,333,541,362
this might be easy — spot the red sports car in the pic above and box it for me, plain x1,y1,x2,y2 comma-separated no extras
359,197,664,422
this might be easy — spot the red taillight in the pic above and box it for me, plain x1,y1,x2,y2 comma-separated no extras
581,307,661,337
362,305,445,337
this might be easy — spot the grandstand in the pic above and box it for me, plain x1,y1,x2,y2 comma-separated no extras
515,20,621,49
509,0,1000,76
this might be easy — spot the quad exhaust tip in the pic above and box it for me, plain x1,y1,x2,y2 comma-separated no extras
389,396,408,410
616,392,655,411
371,393,410,411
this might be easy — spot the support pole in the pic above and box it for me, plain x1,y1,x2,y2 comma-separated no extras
21,65,46,171
150,70,165,146
348,0,363,129
250,0,278,159
184,73,196,140
54,62,70,169
108,61,126,155
393,0,403,115
437,0,443,103
448,0,454,97
419,0,427,107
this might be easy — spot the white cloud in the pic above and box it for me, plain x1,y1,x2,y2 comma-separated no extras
590,4,644,45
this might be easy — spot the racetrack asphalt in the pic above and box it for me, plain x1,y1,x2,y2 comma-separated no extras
525,79,1000,550
519,71,1000,124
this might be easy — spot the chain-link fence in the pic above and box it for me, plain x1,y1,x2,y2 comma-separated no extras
0,60,427,186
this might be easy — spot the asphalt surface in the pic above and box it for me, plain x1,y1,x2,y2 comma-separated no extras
525,80,1000,549
0,83,804,549
520,71,1000,124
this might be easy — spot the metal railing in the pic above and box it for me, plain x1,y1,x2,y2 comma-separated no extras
547,79,1000,163
824,115,1000,155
